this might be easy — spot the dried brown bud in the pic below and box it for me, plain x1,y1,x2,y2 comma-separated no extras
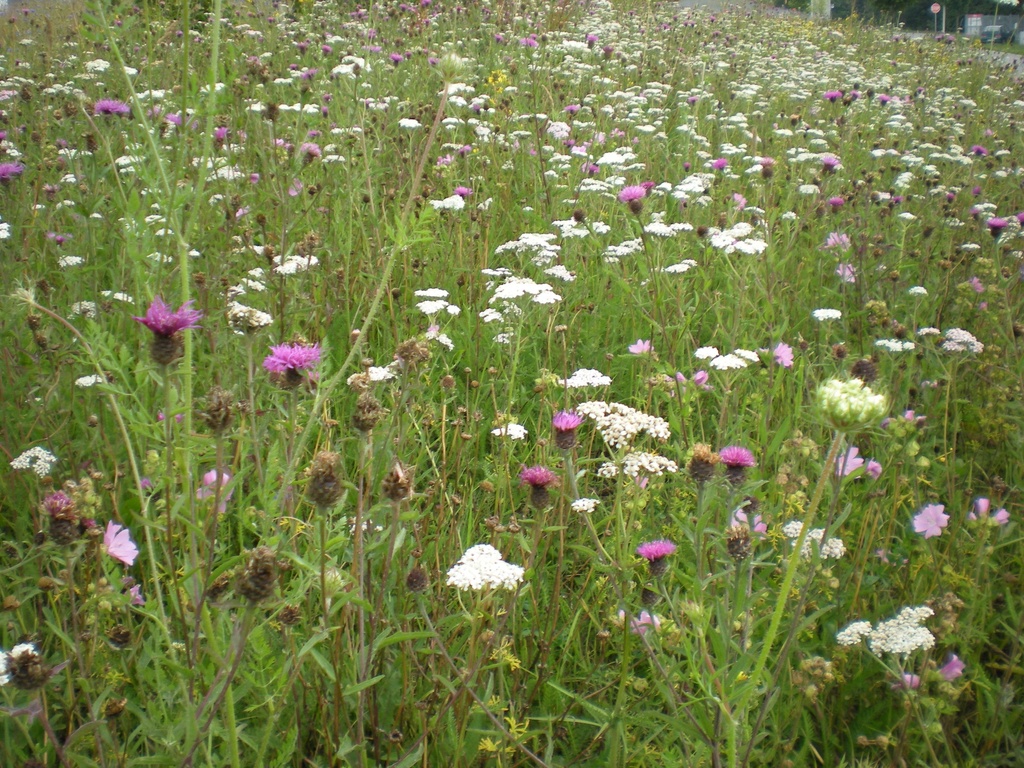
306,451,344,510
198,386,235,435
382,461,413,503
688,443,721,484
405,566,429,593
236,546,279,603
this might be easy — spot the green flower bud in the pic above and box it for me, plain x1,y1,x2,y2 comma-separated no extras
817,378,888,433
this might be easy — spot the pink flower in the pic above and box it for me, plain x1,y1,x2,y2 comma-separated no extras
711,157,729,171
733,193,747,211
835,446,864,477
196,470,233,514
636,540,676,561
129,585,145,606
913,503,949,539
836,263,856,283
619,609,661,635
719,446,755,468
892,673,921,690
823,232,851,250
134,296,203,337
519,465,557,488
865,460,883,480
773,342,793,368
103,521,139,566
731,508,767,536
969,497,1009,525
263,343,321,373
939,655,965,681
628,339,652,355
617,185,647,203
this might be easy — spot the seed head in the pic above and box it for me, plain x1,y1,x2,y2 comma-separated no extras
306,451,344,510
236,546,279,603
382,461,414,503
687,443,720,484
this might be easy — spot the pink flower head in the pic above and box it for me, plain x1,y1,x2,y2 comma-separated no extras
733,192,747,211
0,162,26,182
453,186,472,198
617,185,648,203
94,98,131,116
969,497,1010,525
987,217,1008,235
719,446,755,468
836,263,856,283
103,521,139,566
828,196,845,209
129,585,145,606
865,459,883,480
913,503,949,539
692,370,711,389
519,465,557,488
134,296,203,337
773,342,793,368
619,609,660,635
628,339,652,355
835,446,864,477
636,539,676,561
731,508,767,536
196,469,233,514
552,410,584,431
711,157,729,171
892,673,921,691
939,655,965,681
823,232,851,250
42,491,75,518
823,90,843,103
263,343,321,373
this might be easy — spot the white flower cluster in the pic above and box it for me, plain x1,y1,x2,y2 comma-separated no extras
11,446,58,477
575,401,670,449
875,339,916,353
69,301,98,319
559,368,612,388
812,308,842,321
494,233,561,266
837,607,935,656
817,378,888,432
273,253,319,275
446,544,524,592
708,222,768,255
941,327,984,354
227,301,273,333
430,195,465,211
781,520,846,559
415,290,461,317
621,451,678,478
75,375,104,388
694,346,757,371
491,423,528,440
571,498,599,514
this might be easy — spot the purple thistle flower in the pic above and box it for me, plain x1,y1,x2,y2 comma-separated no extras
0,162,26,183
823,90,843,103
520,465,558,509
552,410,584,449
987,217,1008,236
263,343,321,373
637,539,675,577
828,196,845,209
453,186,473,198
636,539,676,561
970,145,988,157
42,491,75,518
617,185,647,203
94,99,131,117
134,296,203,337
711,157,729,171
719,445,755,485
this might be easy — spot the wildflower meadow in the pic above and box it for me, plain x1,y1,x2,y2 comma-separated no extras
2,0,1023,764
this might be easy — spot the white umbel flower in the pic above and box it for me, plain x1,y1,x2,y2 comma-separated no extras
446,544,524,591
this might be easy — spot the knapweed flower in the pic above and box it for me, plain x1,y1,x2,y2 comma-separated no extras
263,343,321,387
43,491,80,546
719,446,755,485
1,643,50,690
0,162,25,183
711,157,729,171
823,90,843,103
103,521,139,566
446,544,524,591
94,98,131,116
636,539,676,578
519,465,558,509
817,378,888,432
939,654,965,681
986,217,1007,237
134,296,203,366
628,339,652,355
913,503,949,539
552,410,585,450
618,184,647,213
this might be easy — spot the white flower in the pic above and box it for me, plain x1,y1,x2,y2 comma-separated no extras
416,299,453,316
398,118,422,129
544,265,575,282
75,375,105,388
710,354,748,370
917,327,940,337
812,308,842,321
560,368,612,388
571,498,599,514
875,339,915,352
867,606,936,655
491,423,528,440
908,286,928,296
11,446,58,477
70,301,98,319
430,195,466,211
941,328,983,354
836,620,874,646
662,260,697,274
621,451,678,477
414,288,449,299
695,346,720,360
446,544,524,591
575,401,670,449
227,302,273,332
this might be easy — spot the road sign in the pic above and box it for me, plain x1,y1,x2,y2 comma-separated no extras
931,3,940,13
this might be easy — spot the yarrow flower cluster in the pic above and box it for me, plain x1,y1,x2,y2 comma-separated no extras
782,520,846,559
621,451,678,478
446,544,524,591
10,446,59,477
574,401,670,449
559,368,612,388
940,328,984,354
837,606,936,656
